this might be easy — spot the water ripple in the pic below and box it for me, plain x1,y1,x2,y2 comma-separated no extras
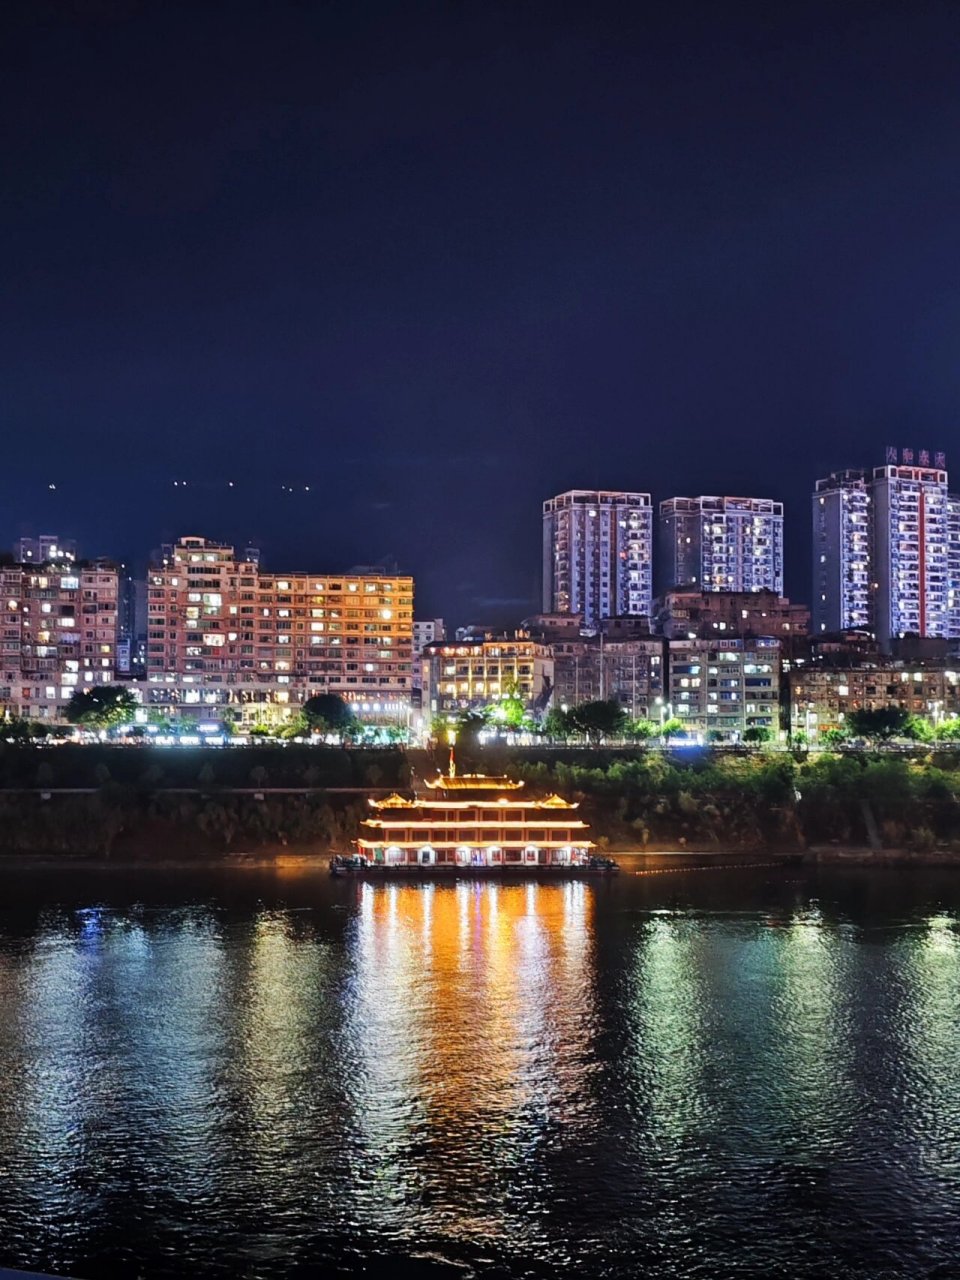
0,868,958,1278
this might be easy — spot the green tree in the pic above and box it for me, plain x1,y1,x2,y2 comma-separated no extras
483,678,526,731
302,694,356,738
625,718,656,742
486,687,526,730
568,699,627,743
743,725,772,745
821,726,847,748
934,717,960,741
660,716,685,741
430,714,456,743
65,685,137,729
452,709,488,749
2,715,40,742
278,712,311,740
846,706,912,743
543,705,574,741
904,715,934,743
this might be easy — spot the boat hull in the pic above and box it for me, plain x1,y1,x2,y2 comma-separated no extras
330,860,620,878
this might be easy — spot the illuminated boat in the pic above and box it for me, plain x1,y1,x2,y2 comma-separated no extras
352,760,613,873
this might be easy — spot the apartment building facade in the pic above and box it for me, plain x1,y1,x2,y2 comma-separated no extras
656,589,809,642
549,636,664,718
422,636,554,717
666,636,781,740
872,460,951,648
787,662,960,740
412,618,445,696
542,490,653,626
812,470,873,633
660,496,784,594
13,534,78,565
813,451,960,649
947,493,960,641
145,537,413,724
0,560,120,719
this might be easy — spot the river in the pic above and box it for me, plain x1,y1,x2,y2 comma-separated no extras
0,866,958,1279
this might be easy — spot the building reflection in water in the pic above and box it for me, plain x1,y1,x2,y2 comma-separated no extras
0,908,231,1261
228,909,342,1203
899,912,960,1181
340,880,598,1248
626,914,710,1148
625,904,862,1173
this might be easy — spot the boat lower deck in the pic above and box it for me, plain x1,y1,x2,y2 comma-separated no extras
331,858,620,877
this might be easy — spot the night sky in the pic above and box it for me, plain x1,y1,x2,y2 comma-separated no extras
4,1,960,624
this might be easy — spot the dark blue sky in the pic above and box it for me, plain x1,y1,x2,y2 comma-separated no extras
4,1,960,623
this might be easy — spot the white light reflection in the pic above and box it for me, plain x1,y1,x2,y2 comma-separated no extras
628,916,709,1145
765,904,856,1157
341,882,598,1253
899,910,960,1178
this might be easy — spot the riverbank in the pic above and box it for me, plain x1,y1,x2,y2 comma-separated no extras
1,845,959,873
1,744,960,861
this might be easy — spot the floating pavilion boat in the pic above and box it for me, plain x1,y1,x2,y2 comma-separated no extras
337,757,618,875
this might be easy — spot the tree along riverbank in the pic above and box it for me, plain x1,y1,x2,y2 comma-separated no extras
0,744,960,859
454,745,960,857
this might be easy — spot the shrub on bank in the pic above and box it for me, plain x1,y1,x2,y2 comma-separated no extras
506,749,960,851
0,743,409,790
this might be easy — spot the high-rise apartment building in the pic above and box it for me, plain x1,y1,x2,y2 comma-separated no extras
0,559,120,719
145,536,413,725
812,470,873,633
659,496,784,594
813,450,958,649
542,490,652,626
949,494,960,640
872,460,950,648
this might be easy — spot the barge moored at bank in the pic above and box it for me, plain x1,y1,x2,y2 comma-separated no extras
337,765,617,875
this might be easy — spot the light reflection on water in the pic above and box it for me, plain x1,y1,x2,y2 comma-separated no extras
0,870,959,1278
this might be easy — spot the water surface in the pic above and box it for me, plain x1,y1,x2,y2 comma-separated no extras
0,866,958,1279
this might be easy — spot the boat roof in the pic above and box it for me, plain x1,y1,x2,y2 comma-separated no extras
368,792,578,810
422,772,524,791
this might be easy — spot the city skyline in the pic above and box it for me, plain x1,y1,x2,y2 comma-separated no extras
6,4,960,625
7,8,960,1280
9,441,951,631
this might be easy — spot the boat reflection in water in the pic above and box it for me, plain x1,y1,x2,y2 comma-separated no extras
4,872,960,1278
340,879,599,1249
